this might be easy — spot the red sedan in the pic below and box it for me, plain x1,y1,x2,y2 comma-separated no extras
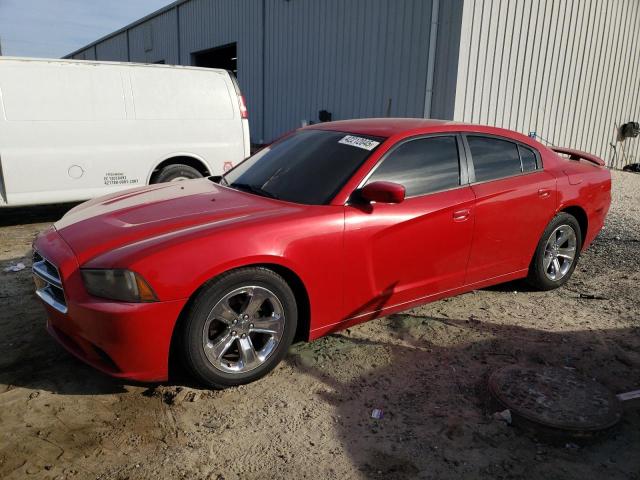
33,119,611,388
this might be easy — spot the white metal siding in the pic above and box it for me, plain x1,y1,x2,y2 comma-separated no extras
454,0,640,167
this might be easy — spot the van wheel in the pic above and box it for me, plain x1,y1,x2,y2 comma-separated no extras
154,164,203,183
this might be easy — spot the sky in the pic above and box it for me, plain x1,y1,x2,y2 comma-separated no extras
0,0,173,58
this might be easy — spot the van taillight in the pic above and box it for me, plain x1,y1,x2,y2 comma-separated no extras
238,95,248,119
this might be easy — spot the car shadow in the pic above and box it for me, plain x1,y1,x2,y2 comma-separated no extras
0,203,78,228
0,252,133,395
287,316,640,478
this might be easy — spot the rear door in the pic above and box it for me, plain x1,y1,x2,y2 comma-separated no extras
463,134,556,284
343,134,475,320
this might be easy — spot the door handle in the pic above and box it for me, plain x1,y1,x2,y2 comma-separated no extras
538,188,551,199
453,208,471,222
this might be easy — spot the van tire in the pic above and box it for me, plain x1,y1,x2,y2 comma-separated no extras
154,164,203,183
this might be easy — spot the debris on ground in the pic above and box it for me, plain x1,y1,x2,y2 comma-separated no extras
492,409,512,425
143,386,201,405
371,408,384,420
3,262,25,272
578,293,609,300
617,389,640,402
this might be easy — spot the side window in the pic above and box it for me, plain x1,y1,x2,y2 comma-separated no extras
467,136,521,182
366,136,460,197
519,145,539,172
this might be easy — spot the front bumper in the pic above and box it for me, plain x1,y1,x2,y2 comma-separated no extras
34,227,187,382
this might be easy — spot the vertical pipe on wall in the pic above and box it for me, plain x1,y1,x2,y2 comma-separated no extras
176,5,181,64
423,0,440,118
261,0,266,144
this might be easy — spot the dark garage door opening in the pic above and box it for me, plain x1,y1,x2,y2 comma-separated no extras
192,43,237,75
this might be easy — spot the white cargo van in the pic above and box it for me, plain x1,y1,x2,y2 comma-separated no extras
0,57,250,207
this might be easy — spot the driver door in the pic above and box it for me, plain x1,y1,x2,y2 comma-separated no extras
342,134,475,321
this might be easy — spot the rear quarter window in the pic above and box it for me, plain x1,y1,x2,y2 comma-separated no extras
519,145,539,172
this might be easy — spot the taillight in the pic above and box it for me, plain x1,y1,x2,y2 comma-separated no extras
238,95,248,119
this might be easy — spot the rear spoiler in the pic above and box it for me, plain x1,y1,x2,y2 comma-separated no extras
551,147,605,167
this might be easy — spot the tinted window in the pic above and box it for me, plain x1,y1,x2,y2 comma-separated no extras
366,136,460,197
222,130,384,205
467,136,522,182
519,145,538,172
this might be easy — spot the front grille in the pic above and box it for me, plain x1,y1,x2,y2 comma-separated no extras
33,250,67,313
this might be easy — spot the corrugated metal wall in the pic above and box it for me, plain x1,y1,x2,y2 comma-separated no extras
64,0,454,144
129,8,180,64
262,0,436,142
178,0,264,141
453,0,640,168
95,32,128,61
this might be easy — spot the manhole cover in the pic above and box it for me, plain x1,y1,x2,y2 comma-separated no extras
488,365,622,433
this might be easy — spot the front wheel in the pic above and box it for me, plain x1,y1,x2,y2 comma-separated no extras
526,212,582,291
180,267,297,388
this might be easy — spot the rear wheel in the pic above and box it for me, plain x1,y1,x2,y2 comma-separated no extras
153,164,203,183
180,267,297,388
527,212,582,291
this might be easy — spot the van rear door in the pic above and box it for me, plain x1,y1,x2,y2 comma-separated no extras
228,72,251,160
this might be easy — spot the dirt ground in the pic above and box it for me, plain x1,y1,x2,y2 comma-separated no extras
1,170,639,480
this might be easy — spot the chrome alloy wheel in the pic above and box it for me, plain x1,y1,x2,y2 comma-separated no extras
202,286,285,374
543,225,577,281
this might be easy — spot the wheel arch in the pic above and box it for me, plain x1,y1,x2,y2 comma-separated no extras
167,261,312,378
558,205,588,247
148,154,211,184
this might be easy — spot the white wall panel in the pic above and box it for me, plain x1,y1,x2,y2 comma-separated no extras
454,0,640,168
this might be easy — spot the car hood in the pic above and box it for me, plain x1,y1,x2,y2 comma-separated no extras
55,179,299,264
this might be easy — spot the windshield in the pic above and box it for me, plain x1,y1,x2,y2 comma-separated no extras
221,129,385,205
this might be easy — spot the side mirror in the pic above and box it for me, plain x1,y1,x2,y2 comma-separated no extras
360,181,406,204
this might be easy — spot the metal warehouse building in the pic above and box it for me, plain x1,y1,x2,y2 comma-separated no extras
66,0,640,167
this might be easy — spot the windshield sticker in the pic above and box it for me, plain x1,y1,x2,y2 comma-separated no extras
338,135,380,151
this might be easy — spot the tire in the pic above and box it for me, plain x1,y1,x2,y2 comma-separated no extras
153,164,203,183
180,267,297,388
526,212,582,291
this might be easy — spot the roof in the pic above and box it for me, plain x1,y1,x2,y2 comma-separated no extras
0,56,225,74
64,0,189,58
307,118,464,137
306,117,540,147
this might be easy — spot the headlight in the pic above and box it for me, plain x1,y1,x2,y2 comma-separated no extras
81,269,157,302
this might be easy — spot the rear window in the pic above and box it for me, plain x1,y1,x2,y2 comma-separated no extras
467,136,522,182
223,129,384,205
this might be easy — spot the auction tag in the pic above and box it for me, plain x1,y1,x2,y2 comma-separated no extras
338,135,380,151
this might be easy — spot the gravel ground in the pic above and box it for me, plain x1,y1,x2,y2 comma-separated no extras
0,170,638,480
